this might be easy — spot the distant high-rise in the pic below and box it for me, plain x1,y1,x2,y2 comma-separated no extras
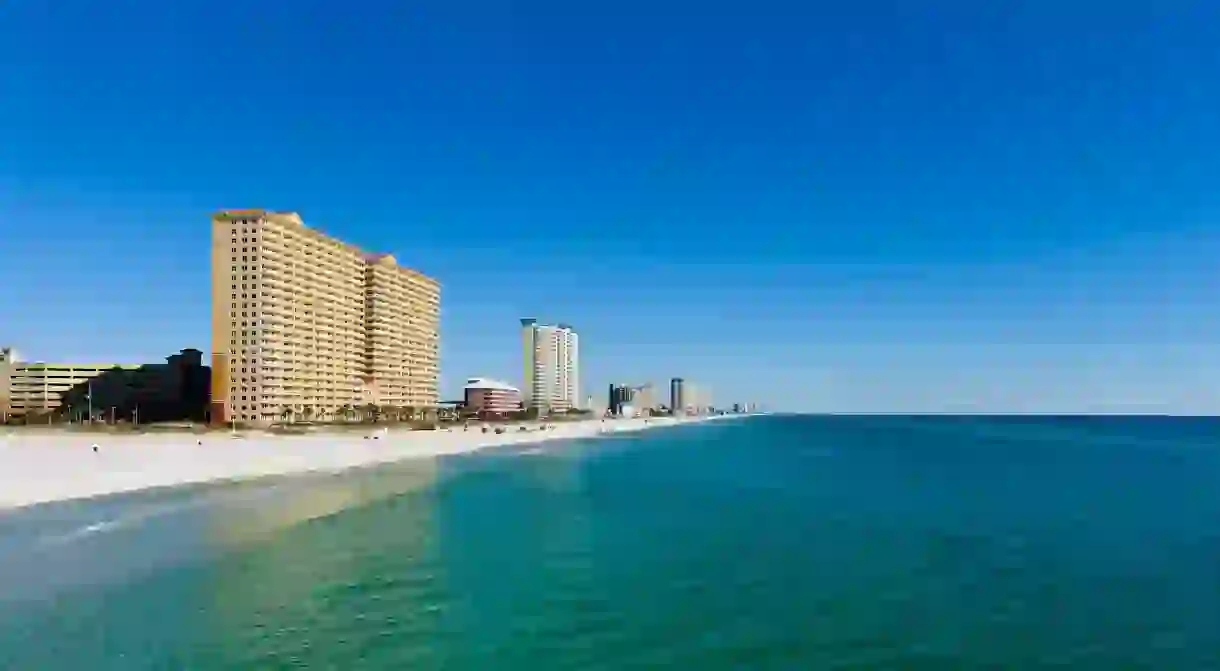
211,210,439,425
521,320,580,412
670,377,686,414
608,383,634,415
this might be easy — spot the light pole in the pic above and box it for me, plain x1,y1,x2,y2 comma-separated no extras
87,381,93,425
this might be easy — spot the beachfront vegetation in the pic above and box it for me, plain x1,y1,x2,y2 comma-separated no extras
3,400,607,432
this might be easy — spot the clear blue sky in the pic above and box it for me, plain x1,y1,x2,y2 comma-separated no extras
2,0,1219,413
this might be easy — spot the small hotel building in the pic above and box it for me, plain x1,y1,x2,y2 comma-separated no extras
463,378,521,417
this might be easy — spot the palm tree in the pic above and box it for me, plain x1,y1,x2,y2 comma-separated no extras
301,406,314,423
280,406,293,424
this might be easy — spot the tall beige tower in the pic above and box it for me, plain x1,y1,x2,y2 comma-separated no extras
521,319,579,412
364,253,441,407
210,210,439,425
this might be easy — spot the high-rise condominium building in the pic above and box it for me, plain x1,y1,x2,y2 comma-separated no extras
211,210,439,425
521,319,579,412
609,383,655,416
670,377,686,413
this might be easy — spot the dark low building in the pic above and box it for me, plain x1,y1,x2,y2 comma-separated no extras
59,348,211,424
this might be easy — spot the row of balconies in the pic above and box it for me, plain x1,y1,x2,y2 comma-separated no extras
233,377,364,388
256,262,363,283
246,306,365,325
259,268,364,289
246,284,435,315
364,294,440,308
365,333,438,344
257,237,367,265
364,338,437,350
365,326,440,337
256,251,365,276
365,314,439,325
259,281,365,302
255,251,436,293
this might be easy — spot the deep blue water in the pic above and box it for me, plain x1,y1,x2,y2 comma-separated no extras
1,415,1219,668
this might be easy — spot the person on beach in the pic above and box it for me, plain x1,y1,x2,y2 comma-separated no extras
91,443,99,453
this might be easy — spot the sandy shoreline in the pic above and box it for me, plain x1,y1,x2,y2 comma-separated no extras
0,415,738,511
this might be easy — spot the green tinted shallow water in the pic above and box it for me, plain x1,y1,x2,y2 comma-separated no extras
2,415,1220,669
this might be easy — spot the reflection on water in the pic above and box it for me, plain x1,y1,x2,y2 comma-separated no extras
0,434,612,667
9,418,1220,668
0,429,883,668
204,458,440,547
0,454,452,670
193,463,446,667
0,457,442,609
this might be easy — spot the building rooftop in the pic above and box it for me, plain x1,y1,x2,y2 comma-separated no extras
521,319,577,332
214,210,438,284
464,377,520,392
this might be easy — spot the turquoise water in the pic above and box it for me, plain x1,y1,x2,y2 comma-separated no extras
2,415,1220,668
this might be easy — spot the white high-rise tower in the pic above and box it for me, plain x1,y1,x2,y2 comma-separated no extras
521,319,580,413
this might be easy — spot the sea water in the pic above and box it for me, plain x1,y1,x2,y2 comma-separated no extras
1,415,1219,669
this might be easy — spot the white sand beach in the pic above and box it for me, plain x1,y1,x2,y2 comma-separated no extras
0,415,733,511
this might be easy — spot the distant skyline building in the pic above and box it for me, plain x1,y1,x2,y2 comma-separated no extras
670,377,686,414
686,382,711,414
670,377,711,415
608,383,634,415
610,382,655,417
634,384,656,413
211,210,440,425
521,319,580,412
463,377,521,417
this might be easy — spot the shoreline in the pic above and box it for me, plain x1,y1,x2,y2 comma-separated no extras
0,415,744,512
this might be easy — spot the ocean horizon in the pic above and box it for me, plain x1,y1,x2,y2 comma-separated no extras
1,414,1218,669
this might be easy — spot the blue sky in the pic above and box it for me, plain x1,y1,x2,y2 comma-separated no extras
2,0,1220,413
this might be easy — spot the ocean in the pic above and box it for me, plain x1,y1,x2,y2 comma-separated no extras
1,415,1219,669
